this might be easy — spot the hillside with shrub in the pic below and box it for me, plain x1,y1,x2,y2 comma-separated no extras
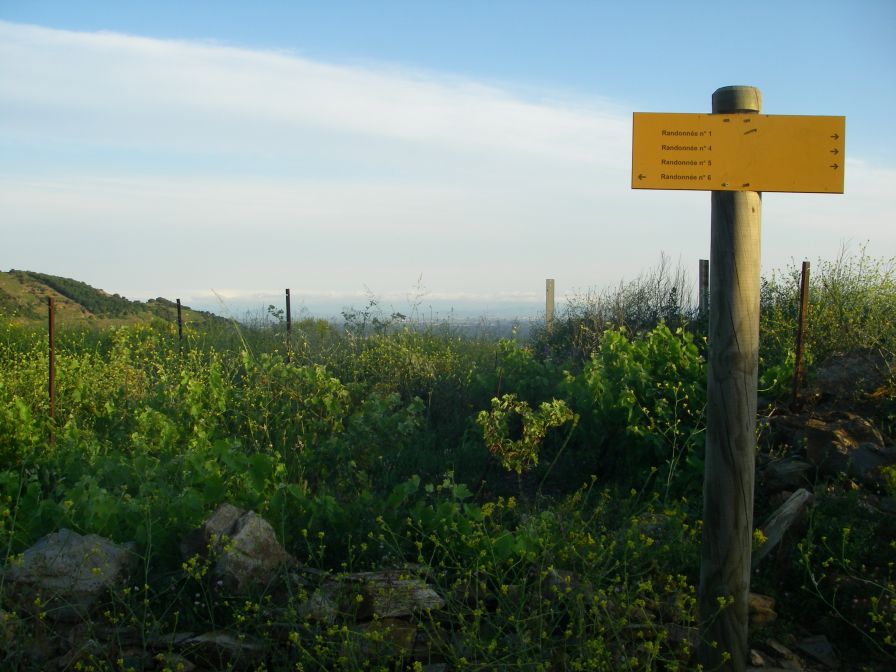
0,269,229,328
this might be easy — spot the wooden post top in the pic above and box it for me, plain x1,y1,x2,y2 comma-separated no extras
712,86,762,114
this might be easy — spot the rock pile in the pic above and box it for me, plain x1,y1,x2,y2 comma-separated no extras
1,505,446,670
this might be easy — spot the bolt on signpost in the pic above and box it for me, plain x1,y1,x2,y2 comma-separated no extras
632,86,845,671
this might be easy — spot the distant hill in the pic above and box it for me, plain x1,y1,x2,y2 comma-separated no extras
0,270,229,328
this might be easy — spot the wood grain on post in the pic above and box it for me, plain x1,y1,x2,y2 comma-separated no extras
699,85,762,672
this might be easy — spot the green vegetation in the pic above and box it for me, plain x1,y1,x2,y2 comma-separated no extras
0,251,894,670
759,246,896,396
0,269,230,328
20,271,138,317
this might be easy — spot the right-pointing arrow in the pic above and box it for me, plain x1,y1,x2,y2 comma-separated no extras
830,163,840,170
830,148,839,155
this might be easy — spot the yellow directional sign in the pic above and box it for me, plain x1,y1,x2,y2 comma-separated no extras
631,113,845,193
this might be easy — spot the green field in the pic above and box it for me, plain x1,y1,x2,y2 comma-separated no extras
1,252,894,671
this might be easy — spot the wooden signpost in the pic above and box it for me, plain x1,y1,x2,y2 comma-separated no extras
632,86,844,671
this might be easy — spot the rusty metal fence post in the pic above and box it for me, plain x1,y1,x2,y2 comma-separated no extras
792,261,810,406
285,288,292,363
176,298,183,343
545,279,555,334
48,296,56,446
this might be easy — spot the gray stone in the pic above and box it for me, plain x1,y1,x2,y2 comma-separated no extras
749,647,768,667
760,457,815,492
181,503,293,594
176,630,267,669
802,413,887,480
811,350,889,399
298,583,341,623
215,511,292,593
296,568,445,629
3,529,136,622
752,488,814,569
179,502,244,560
765,638,805,671
770,411,894,486
748,592,777,626
797,634,839,669
353,569,445,618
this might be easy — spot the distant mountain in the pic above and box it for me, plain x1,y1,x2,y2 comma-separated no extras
0,270,229,328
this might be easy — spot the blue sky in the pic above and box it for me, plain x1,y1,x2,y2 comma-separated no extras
1,1,894,318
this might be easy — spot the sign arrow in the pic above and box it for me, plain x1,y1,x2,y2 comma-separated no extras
830,148,839,155
638,173,646,180
831,133,840,140
830,163,840,170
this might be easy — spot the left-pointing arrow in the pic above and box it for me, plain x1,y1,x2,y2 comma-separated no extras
638,174,646,180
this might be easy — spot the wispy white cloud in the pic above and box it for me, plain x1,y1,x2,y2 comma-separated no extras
1,20,894,307
0,21,628,167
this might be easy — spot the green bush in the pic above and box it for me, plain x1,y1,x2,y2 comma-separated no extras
759,247,896,399
533,254,697,367
23,271,138,317
569,325,706,497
